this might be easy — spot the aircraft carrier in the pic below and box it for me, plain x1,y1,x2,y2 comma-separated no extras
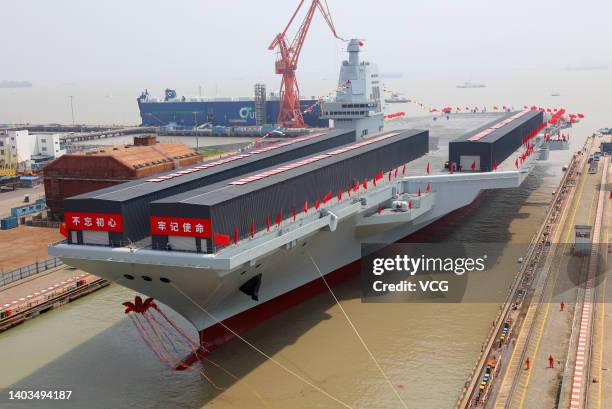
49,39,548,367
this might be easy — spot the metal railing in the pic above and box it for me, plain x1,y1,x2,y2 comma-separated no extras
0,257,62,287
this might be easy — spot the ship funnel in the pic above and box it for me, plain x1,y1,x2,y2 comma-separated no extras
347,39,363,66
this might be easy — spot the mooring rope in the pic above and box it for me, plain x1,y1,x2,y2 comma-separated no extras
306,251,409,409
169,282,355,409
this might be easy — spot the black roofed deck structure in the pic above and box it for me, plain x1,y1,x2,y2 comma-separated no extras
150,129,429,253
63,129,356,246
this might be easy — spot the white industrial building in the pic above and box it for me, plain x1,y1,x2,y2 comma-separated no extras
0,130,65,166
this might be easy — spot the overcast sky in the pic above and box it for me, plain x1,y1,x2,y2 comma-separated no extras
3,0,611,89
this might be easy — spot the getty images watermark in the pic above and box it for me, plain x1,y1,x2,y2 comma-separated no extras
360,243,609,303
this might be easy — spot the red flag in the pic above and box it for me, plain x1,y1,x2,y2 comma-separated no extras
426,183,430,193
303,200,308,213
234,227,239,244
402,164,406,175
315,198,320,209
363,178,368,189
337,189,342,201
250,221,255,238
493,160,497,170
426,162,430,174
471,160,476,170
292,207,296,221
275,210,282,226
213,232,230,246
323,191,332,203
266,215,270,231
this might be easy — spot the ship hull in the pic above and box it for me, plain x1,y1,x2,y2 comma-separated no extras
138,99,328,128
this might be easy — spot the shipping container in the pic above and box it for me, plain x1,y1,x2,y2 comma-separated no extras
448,110,544,172
64,129,356,245
151,129,429,253
1,216,18,230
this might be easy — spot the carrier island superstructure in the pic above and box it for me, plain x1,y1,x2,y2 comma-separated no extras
50,40,547,363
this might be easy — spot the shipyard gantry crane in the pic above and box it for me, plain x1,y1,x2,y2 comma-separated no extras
268,0,344,128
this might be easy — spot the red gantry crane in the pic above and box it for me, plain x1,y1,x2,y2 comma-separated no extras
268,0,344,128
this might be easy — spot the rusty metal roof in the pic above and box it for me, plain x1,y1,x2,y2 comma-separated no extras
71,143,199,169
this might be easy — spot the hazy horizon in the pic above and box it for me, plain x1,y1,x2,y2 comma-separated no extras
1,0,611,125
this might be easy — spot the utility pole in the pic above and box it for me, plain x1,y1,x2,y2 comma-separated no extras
193,112,199,150
69,96,75,126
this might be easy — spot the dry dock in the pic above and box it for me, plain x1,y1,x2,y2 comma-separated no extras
457,135,610,409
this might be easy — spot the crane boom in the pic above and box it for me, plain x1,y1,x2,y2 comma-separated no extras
268,0,344,128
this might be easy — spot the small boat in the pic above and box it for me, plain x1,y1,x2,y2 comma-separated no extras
384,93,409,103
456,81,486,88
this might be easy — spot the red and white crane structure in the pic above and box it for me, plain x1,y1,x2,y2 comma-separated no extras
268,0,344,128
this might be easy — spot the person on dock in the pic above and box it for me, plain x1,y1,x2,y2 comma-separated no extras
525,357,530,370
560,301,565,312
548,355,554,368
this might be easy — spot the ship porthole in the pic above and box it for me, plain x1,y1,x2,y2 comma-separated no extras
160,277,171,283
141,275,152,282
123,274,134,280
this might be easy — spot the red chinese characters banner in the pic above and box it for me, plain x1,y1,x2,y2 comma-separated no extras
150,216,212,238
64,212,124,232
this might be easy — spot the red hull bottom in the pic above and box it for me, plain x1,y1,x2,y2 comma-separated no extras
176,192,486,370
176,259,360,370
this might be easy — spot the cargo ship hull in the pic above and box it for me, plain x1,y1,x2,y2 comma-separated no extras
138,99,328,128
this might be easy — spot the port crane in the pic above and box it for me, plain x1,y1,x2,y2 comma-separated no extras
268,0,344,128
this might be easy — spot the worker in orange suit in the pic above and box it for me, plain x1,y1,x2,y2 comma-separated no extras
525,357,530,370
560,301,565,312
548,355,554,368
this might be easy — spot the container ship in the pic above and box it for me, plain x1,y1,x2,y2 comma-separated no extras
51,39,547,367
137,88,328,128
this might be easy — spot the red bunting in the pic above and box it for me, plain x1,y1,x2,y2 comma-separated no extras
337,189,342,201
426,162,430,174
250,221,255,238
354,180,359,192
234,227,239,244
449,162,454,173
515,158,519,169
417,186,421,197
408,200,412,209
377,206,382,214
363,178,368,189
402,164,406,175
315,198,320,210
304,200,308,213
323,192,332,203
493,160,497,170
471,160,476,170
426,183,431,193
394,168,398,178
213,232,230,246
266,215,270,231
292,207,296,221
275,210,282,226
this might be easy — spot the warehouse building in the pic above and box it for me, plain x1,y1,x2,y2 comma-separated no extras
448,110,544,172
44,135,202,220
150,129,429,253
63,129,356,245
